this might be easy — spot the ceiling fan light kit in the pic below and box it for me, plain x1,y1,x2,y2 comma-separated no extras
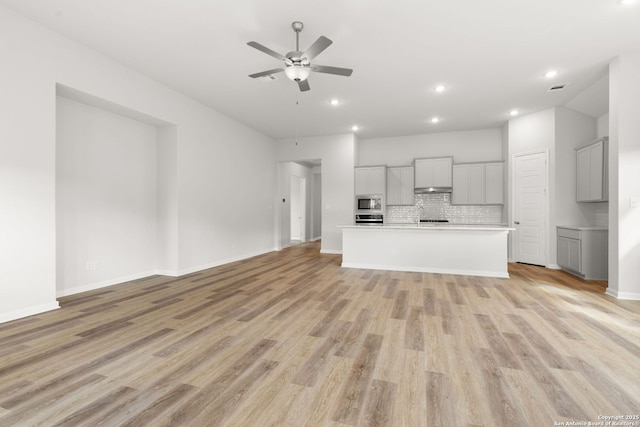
248,21,353,92
284,65,310,82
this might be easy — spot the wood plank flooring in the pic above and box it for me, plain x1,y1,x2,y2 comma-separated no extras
1,241,639,426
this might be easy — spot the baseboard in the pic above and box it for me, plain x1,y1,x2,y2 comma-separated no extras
56,248,278,298
321,249,342,255
56,270,158,298
546,263,561,270
605,288,640,301
176,248,276,276
155,269,179,277
0,301,60,323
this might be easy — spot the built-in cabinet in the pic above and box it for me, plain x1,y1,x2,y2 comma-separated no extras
452,162,503,205
576,138,608,202
386,166,415,206
557,226,608,280
414,157,452,189
354,166,386,195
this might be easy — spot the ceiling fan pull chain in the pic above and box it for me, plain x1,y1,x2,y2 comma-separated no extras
295,94,299,145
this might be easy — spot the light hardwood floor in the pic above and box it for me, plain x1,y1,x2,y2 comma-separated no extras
1,241,639,426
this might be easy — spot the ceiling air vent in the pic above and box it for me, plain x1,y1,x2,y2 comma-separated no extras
548,83,569,92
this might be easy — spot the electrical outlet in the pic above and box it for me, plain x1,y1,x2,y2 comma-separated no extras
85,261,97,270
630,197,639,208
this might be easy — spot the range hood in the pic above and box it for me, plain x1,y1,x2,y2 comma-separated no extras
414,186,452,194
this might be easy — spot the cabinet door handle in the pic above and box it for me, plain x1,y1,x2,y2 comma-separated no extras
514,221,520,225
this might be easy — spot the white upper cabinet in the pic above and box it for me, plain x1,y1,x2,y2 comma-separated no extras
452,161,503,205
355,166,386,195
484,162,504,205
414,157,453,189
576,138,608,202
387,166,415,205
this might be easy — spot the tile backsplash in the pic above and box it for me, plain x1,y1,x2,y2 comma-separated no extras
386,193,504,224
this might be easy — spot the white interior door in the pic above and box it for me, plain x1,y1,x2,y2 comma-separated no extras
513,152,547,266
290,175,306,242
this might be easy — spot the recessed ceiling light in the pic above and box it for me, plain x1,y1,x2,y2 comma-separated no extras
434,85,446,93
330,99,340,106
620,0,637,5
510,109,519,116
430,117,440,124
351,125,359,131
544,70,558,79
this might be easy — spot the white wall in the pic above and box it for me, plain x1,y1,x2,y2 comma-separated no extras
157,125,179,275
598,113,610,138
276,134,356,254
554,107,598,227
358,128,503,166
56,96,160,296
608,53,640,300
0,5,276,322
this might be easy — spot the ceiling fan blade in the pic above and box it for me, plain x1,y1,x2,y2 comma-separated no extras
312,65,353,77
302,36,332,61
298,79,310,92
249,68,284,78
247,41,287,61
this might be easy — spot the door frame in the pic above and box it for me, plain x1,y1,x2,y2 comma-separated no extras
510,149,549,267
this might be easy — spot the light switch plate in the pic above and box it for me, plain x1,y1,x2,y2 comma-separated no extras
630,196,639,208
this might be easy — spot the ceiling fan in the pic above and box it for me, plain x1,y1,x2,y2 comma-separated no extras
247,21,353,92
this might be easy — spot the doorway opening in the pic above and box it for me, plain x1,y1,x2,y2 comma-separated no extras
278,160,321,249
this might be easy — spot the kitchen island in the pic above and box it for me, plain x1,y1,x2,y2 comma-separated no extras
340,224,514,278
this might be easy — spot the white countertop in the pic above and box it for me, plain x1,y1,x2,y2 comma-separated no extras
557,225,608,231
340,223,514,231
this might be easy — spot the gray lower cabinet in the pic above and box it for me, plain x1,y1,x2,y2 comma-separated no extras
557,226,608,280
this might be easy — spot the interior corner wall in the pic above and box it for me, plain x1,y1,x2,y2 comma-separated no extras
608,53,640,300
56,96,160,296
554,107,597,228
157,125,179,275
0,5,276,322
597,113,610,138
276,134,356,254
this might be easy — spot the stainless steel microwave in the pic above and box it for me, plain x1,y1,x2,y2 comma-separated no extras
356,195,383,212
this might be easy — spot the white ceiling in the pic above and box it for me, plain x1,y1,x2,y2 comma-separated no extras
2,0,639,139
